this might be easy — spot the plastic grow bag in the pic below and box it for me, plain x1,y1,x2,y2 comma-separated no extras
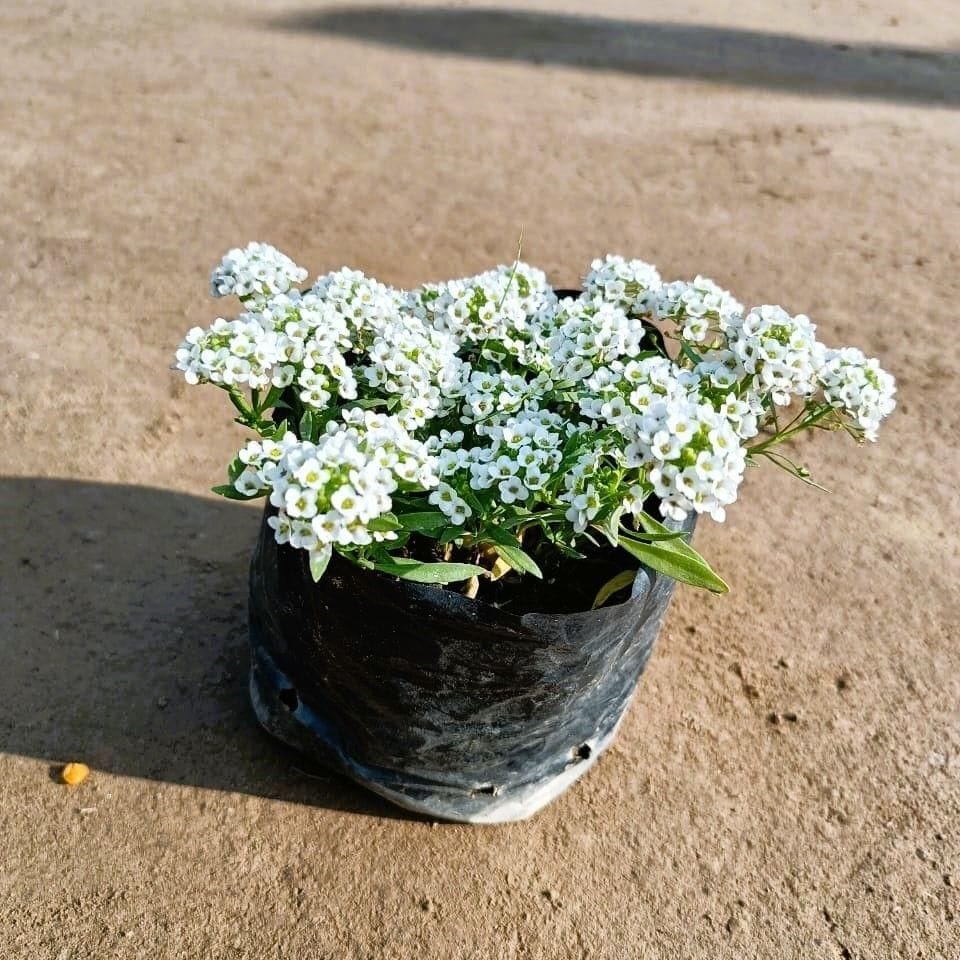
248,506,696,824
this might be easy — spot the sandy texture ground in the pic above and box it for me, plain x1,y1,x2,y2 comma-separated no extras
2,0,959,956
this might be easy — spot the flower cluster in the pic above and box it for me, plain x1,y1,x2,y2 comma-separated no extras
177,243,896,592
459,368,553,424
175,314,287,389
310,268,406,343
817,347,897,442
361,319,465,430
234,411,437,568
407,262,556,365
657,275,743,342
210,242,308,307
582,255,662,319
725,305,822,406
578,358,746,521
546,297,653,381
441,408,571,505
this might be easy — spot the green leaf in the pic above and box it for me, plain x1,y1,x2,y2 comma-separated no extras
679,342,705,366
367,513,401,533
491,542,543,579
259,384,285,413
397,511,450,534
502,509,566,530
595,506,624,548
619,536,728,594
552,540,587,560
635,511,705,555
591,570,638,609
457,484,485,517
437,525,464,546
373,559,487,584
226,457,246,482
308,545,332,582
619,523,686,542
298,409,315,442
211,483,260,501
478,527,543,579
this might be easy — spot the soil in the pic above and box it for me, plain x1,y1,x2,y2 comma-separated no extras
2,0,959,957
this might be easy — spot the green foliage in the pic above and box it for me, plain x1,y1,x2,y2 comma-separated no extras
372,559,488,584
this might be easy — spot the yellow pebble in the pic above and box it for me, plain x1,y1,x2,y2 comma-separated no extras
61,762,90,786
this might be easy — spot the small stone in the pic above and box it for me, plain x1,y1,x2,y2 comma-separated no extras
61,762,90,786
156,697,169,709
776,658,791,669
418,897,434,913
767,712,781,725
928,751,947,768
726,917,742,935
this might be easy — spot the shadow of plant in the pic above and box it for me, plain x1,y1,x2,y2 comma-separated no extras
267,5,960,107
0,477,419,820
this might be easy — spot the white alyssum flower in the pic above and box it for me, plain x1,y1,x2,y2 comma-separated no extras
210,243,308,307
175,314,282,389
238,413,438,566
407,262,556,365
817,347,896,441
431,408,574,516
658,276,744,341
546,298,653,381
459,368,553,425
725,304,823,405
581,356,747,522
311,268,409,344
361,318,465,430
582,255,662,318
182,244,897,589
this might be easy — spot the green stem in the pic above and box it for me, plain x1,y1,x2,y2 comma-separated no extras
226,386,253,421
748,404,833,455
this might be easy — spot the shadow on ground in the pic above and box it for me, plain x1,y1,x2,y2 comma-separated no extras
267,5,960,107
0,477,419,820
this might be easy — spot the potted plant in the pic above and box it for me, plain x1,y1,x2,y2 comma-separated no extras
175,242,896,823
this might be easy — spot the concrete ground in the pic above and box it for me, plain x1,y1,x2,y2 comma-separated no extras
1,0,958,956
